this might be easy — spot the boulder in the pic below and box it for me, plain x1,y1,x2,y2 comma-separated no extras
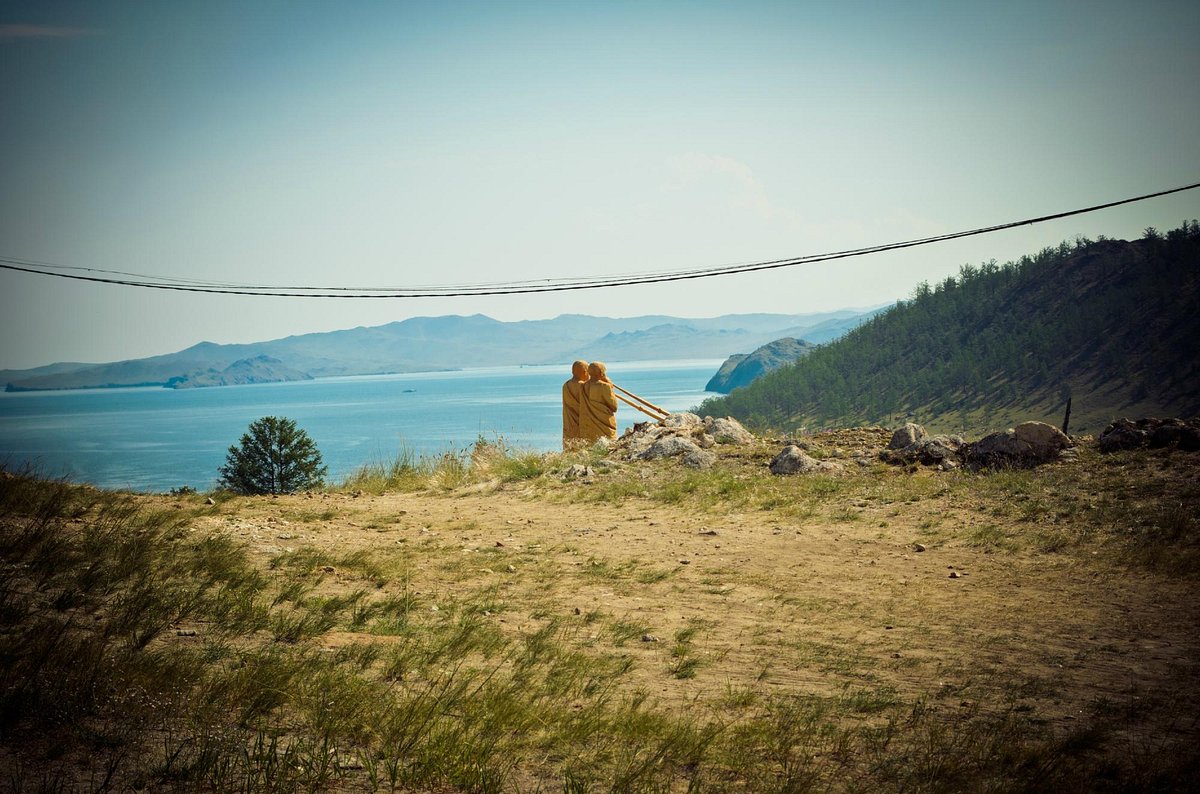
880,434,963,466
888,423,928,450
681,449,717,469
1012,421,1072,454
705,416,754,445
1100,417,1200,452
1150,420,1200,451
662,412,703,431
964,421,1070,468
639,436,702,461
769,446,842,475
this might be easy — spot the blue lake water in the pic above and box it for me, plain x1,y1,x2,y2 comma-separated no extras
0,359,722,492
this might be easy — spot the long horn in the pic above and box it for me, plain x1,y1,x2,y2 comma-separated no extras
615,391,667,420
612,383,670,418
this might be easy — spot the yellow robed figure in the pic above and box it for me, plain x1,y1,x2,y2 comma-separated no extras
562,360,589,449
579,361,617,442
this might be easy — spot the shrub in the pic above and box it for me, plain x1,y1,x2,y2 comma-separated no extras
217,416,327,495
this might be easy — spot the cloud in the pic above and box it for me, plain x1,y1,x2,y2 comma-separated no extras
666,152,804,227
0,24,102,41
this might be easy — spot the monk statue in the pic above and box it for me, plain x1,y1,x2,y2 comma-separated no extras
579,361,618,442
562,360,589,449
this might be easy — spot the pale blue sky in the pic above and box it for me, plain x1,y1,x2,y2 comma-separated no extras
1,0,1197,369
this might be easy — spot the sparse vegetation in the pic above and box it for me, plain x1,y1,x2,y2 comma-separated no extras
2,429,1198,790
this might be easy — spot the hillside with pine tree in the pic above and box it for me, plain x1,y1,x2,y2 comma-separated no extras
698,222,1200,435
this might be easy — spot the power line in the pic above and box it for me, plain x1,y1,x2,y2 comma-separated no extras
2,181,1197,298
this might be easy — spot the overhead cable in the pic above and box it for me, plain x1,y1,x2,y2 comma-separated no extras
1,181,1196,298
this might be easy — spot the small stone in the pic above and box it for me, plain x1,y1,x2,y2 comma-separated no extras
913,543,926,552
176,629,197,637
573,607,581,615
641,634,660,643
320,565,336,574
949,571,961,579
495,541,504,547
678,559,691,565
506,564,516,573
205,497,215,505
699,530,719,536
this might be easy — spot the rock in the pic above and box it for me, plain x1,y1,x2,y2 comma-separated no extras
641,634,660,643
1098,419,1149,451
965,421,1071,468
949,571,960,579
705,417,755,445
563,464,595,480
913,543,926,552
769,446,842,475
662,412,703,431
205,497,216,505
1156,421,1200,451
1100,418,1200,452
640,436,702,460
1013,421,1072,454
505,564,516,573
888,423,928,450
881,435,964,466
681,449,717,469
696,433,716,449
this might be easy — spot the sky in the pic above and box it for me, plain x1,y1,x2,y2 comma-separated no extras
1,0,1197,370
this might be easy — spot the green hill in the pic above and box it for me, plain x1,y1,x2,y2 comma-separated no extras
698,222,1200,435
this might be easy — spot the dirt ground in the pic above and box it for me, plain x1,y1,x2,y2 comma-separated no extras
175,431,1200,764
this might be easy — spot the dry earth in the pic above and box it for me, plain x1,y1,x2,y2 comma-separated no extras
161,428,1200,781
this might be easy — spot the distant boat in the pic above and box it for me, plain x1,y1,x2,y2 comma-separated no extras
402,388,417,393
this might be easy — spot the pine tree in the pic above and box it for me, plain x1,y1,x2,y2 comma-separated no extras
217,416,327,495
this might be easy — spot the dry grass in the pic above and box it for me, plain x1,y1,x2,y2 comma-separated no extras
2,431,1198,791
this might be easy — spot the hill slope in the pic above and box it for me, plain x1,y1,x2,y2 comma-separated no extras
698,223,1200,434
705,337,818,393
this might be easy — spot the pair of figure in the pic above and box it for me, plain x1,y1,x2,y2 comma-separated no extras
562,360,617,449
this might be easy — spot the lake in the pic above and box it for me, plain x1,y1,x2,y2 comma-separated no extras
0,359,723,492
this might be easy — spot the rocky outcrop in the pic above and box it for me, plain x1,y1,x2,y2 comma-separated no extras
1098,418,1200,452
615,413,756,466
880,421,1073,469
705,338,817,393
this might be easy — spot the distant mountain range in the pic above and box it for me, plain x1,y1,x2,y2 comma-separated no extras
698,224,1200,434
2,309,880,392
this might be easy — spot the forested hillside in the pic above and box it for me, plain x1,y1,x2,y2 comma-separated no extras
698,222,1200,434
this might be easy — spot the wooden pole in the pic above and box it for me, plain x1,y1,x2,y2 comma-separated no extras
615,391,667,420
611,383,670,419
1061,396,1072,435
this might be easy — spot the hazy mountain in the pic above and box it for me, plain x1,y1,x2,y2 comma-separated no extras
698,224,1200,434
3,310,877,392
